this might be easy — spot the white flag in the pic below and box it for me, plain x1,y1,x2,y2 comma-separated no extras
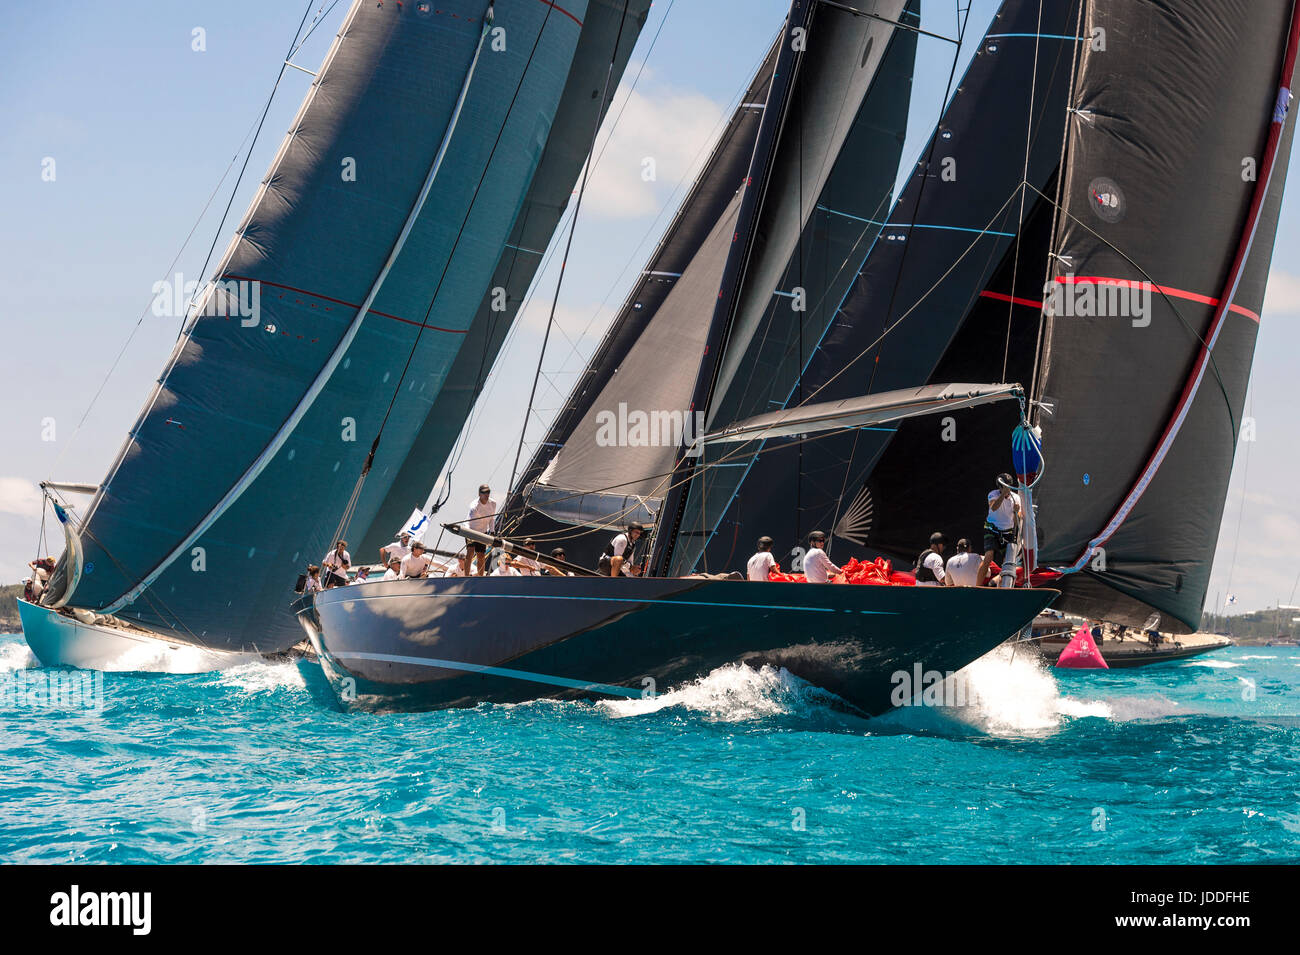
401,508,431,542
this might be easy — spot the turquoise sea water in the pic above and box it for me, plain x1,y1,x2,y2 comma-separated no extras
1,634,1297,864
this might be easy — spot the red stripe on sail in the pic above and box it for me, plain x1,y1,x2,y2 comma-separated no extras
1063,5,1300,574
980,290,1043,310
223,274,469,334
538,0,583,27
1053,275,1261,323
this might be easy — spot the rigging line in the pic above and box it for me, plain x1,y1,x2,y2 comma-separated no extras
1003,0,1045,382
48,114,269,480
816,0,959,44
288,0,346,61
1031,0,1085,409
60,506,207,645
504,0,693,388
507,0,636,506
520,416,912,529
719,0,890,453
103,3,488,614
800,183,1024,405
864,0,972,397
1222,389,1252,603
435,0,684,508
348,0,550,528
541,16,772,386
183,0,318,335
526,23,780,414
1020,179,1236,433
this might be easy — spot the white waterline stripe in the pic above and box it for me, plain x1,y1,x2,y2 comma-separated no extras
335,650,647,698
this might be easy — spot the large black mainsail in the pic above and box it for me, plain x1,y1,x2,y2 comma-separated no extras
47,0,650,651
1032,0,1300,632
511,0,922,568
671,0,1083,575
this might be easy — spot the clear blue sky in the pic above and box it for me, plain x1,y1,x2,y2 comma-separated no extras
2,1,1297,617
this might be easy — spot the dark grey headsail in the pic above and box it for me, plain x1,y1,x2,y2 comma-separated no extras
511,0,921,567
510,38,783,537
54,0,650,651
671,0,1082,575
1032,0,1300,632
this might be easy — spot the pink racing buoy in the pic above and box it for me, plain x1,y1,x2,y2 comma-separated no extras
1056,626,1110,669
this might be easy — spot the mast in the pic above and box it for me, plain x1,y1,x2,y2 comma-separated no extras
649,0,816,576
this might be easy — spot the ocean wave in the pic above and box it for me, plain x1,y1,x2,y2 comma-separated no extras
598,663,849,724
873,644,1104,736
0,638,36,673
216,660,308,694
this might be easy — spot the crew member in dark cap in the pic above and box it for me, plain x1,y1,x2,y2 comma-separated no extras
802,530,843,584
979,473,1021,587
544,546,574,577
463,483,497,577
599,521,644,577
944,538,981,587
746,535,780,581
915,532,948,587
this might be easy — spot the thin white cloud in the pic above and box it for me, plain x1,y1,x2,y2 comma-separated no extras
583,86,727,221
1262,269,1300,315
0,477,42,520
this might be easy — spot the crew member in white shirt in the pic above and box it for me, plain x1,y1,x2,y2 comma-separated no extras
600,522,644,577
746,536,780,581
491,556,522,577
400,541,433,579
322,540,351,588
945,538,982,587
382,557,402,581
914,532,948,586
978,473,1022,587
462,484,498,577
802,530,843,584
380,531,412,566
512,539,542,576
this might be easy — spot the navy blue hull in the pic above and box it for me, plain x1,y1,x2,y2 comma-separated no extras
295,578,1058,715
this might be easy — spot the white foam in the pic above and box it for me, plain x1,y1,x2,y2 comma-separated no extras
875,644,1111,736
1237,655,1278,660
1180,659,1241,669
99,641,262,674
599,663,842,723
0,640,37,673
216,660,307,694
